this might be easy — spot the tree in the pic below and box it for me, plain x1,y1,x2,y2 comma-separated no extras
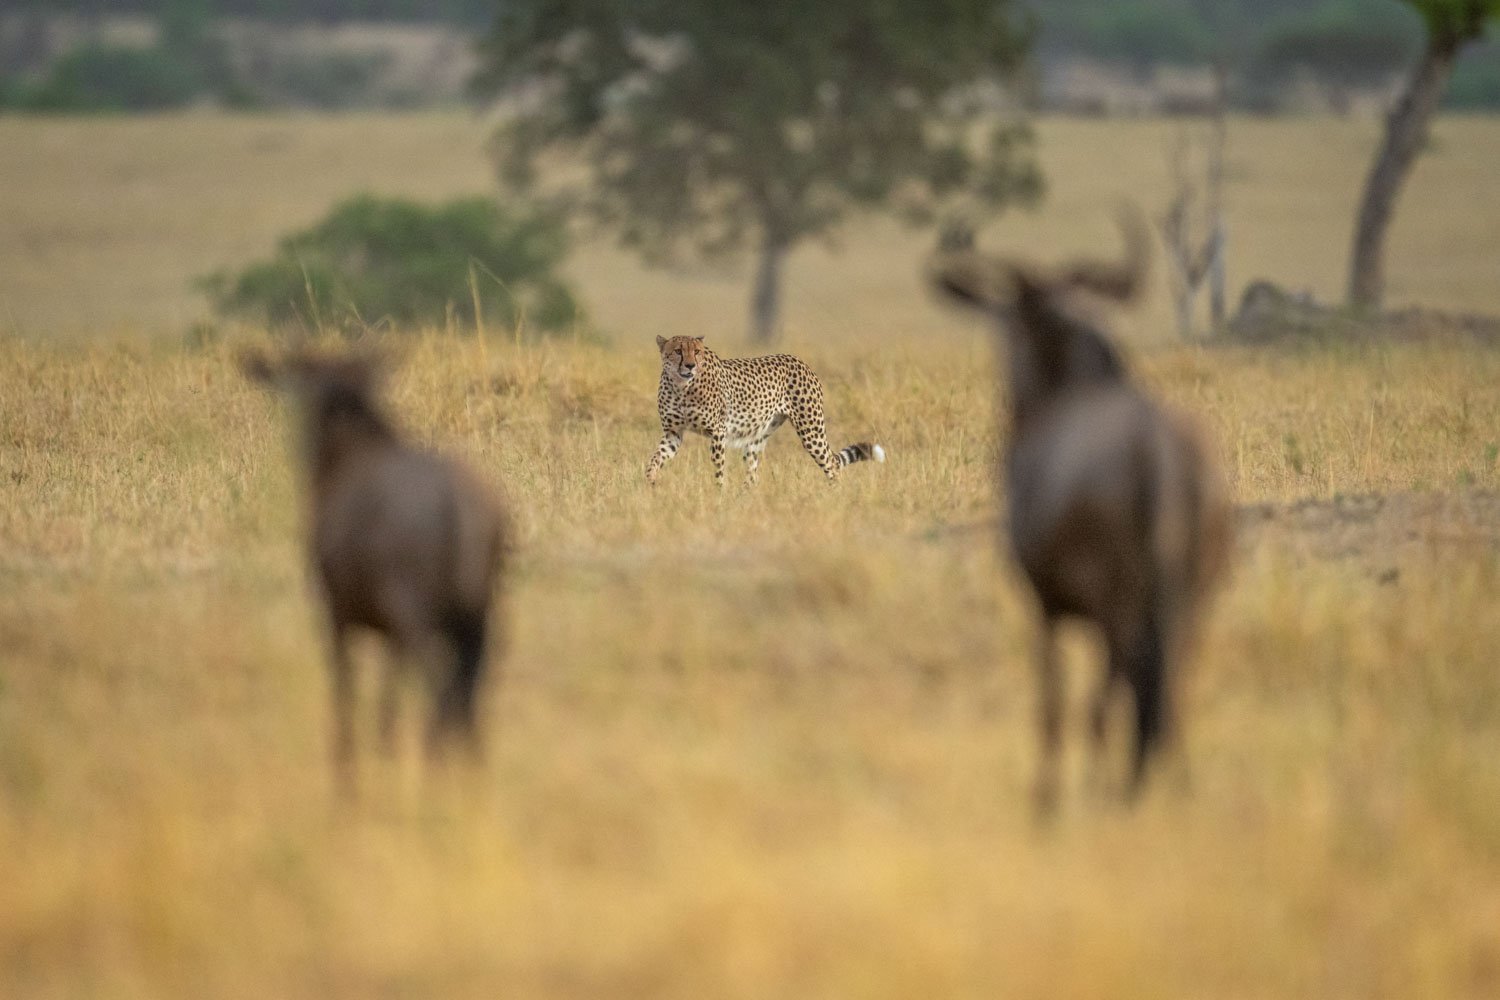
1158,71,1228,339
1348,0,1498,309
472,0,1042,342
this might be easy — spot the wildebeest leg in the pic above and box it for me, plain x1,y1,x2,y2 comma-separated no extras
1087,655,1123,798
1124,604,1168,802
1161,605,1195,797
1033,614,1063,820
327,621,356,797
377,642,405,756
427,608,489,764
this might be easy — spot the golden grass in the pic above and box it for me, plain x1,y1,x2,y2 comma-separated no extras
2,112,1500,998
3,329,1499,999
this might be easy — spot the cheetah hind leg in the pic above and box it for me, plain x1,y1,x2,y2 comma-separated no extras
790,404,885,481
789,402,840,480
742,415,786,486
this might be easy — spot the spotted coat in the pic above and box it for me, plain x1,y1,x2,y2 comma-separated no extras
646,335,885,486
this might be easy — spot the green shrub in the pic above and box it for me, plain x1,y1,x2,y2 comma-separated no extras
204,195,582,334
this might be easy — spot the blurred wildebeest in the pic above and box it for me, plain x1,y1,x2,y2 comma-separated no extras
930,217,1231,813
242,347,509,792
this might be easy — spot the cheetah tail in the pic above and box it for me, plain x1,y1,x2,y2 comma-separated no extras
836,442,886,469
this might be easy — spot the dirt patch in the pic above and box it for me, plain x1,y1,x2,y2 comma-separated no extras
926,490,1500,584
1237,490,1500,581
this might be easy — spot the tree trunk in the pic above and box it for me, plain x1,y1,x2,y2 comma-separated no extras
1208,220,1227,330
1347,36,1459,310
1168,259,1194,341
1208,63,1228,332
750,232,788,344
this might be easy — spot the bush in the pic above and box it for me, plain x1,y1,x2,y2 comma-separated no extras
204,195,582,334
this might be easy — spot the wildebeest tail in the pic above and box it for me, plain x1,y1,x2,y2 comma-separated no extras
835,442,886,468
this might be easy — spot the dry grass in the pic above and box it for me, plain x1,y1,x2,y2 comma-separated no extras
2,112,1499,999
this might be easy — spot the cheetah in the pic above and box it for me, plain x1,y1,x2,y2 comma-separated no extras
646,335,886,486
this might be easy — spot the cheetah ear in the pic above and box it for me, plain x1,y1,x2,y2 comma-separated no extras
655,335,667,352
693,335,705,342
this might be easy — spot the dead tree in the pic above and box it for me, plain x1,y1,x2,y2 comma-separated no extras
1159,68,1229,339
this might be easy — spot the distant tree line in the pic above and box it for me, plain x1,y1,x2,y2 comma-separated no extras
1,0,246,111
3,0,1497,112
5,0,495,26
0,0,468,111
1029,0,1500,109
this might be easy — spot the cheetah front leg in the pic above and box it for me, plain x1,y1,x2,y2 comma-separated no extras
646,426,683,484
709,432,727,486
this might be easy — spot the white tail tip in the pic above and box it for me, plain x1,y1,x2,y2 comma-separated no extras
873,444,886,463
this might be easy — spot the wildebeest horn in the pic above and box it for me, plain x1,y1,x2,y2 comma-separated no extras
1054,206,1150,303
928,250,1016,310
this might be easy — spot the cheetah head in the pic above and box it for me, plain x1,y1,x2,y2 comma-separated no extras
656,335,706,384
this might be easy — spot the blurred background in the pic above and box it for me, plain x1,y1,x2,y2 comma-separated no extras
2,0,1498,344
4,1,1497,115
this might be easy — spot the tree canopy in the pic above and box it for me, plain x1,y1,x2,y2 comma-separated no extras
472,0,1042,341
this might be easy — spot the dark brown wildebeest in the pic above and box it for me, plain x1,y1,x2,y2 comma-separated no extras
242,347,509,792
930,218,1231,814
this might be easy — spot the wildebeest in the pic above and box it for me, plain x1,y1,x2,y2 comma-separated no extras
930,218,1231,813
242,346,509,792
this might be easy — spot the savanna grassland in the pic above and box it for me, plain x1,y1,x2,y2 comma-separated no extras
2,112,1500,999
